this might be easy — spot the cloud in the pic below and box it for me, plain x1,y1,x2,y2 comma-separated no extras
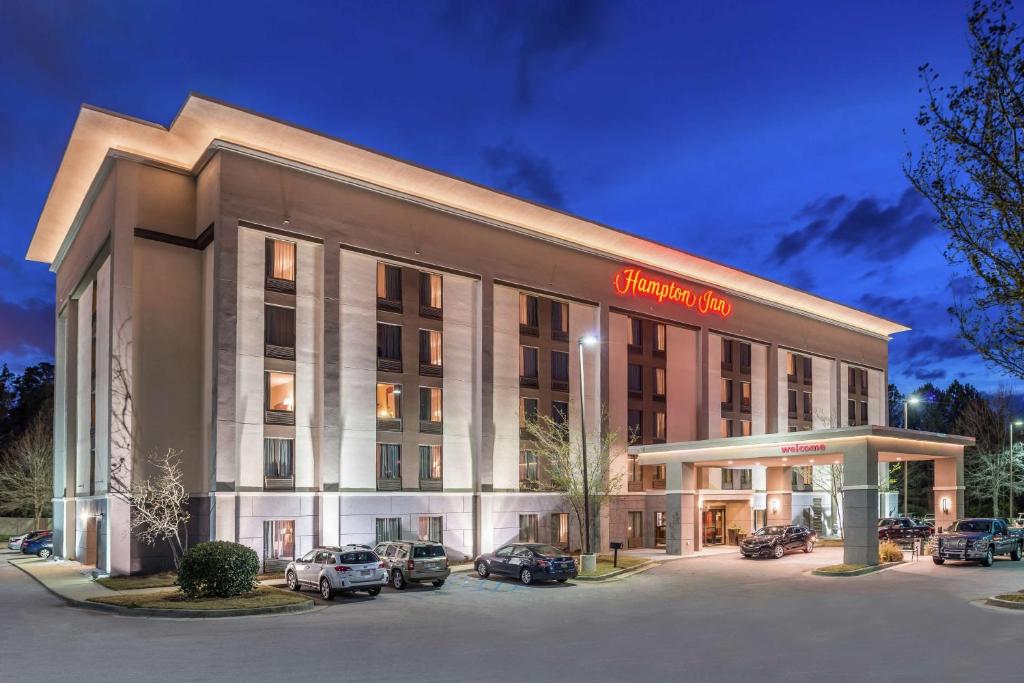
911,367,947,381
856,293,928,326
770,187,936,265
482,140,565,207
0,299,54,358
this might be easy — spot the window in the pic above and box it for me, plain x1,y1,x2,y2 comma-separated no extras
551,301,568,339
520,397,538,427
376,383,401,420
264,438,294,483
419,387,442,423
848,366,857,391
803,356,813,382
740,381,751,411
265,238,296,289
721,378,733,409
418,516,443,543
419,445,442,481
739,342,751,370
848,399,856,426
519,514,539,542
792,466,813,492
654,323,666,353
788,389,797,415
519,293,539,328
263,520,295,560
628,318,642,348
654,464,666,481
265,372,295,416
722,338,733,366
519,450,539,485
375,517,401,543
551,351,569,389
377,262,402,305
722,468,752,490
377,323,402,365
740,419,752,436
419,272,442,310
377,444,401,481
802,391,812,419
628,409,643,441
551,400,568,426
860,401,868,423
265,305,295,358
419,329,442,368
520,346,539,382
861,369,869,393
786,352,796,380
551,513,569,547
628,511,643,540
628,363,643,395
629,454,642,481
720,418,729,438
654,367,666,397
654,412,666,441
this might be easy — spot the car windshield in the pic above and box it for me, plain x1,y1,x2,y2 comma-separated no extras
339,551,378,564
754,526,785,536
413,545,445,558
951,520,992,533
529,545,565,557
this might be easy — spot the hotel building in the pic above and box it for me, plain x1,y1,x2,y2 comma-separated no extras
28,95,910,574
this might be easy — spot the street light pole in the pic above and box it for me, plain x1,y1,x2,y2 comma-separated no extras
1011,420,1023,520
578,335,598,556
902,395,919,517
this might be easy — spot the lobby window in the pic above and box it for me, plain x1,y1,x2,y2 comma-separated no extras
263,438,294,490
419,272,442,318
654,323,667,355
627,511,643,543
654,367,666,399
627,317,642,349
792,466,813,492
419,445,442,484
377,262,403,311
376,382,401,430
377,444,401,487
519,514,540,542
520,397,538,428
520,346,539,386
721,338,733,369
265,238,296,292
375,517,401,543
787,389,798,416
265,371,295,425
721,378,733,411
519,293,539,334
802,391,812,420
722,468,752,490
419,329,442,376
377,323,402,371
264,305,295,359
740,419,752,436
654,411,667,441
419,387,442,433
860,401,868,424
628,409,643,441
551,350,569,391
628,363,643,396
263,520,295,561
418,515,443,544
740,381,751,412
519,450,539,488
551,513,570,547
551,301,569,341
552,400,568,427
739,342,752,371
848,399,857,426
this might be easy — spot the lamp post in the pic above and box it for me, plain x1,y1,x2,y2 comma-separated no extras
1011,420,1023,520
902,395,919,517
578,335,599,558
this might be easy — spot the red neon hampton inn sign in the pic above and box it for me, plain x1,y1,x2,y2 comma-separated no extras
613,267,733,318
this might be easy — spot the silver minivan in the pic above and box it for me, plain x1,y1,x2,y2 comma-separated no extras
373,540,451,589
286,546,388,600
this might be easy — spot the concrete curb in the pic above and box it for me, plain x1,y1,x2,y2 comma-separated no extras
10,559,316,619
574,560,656,582
985,595,1024,610
810,561,903,577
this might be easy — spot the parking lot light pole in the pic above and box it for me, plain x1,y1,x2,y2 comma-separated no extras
903,396,919,517
1011,420,1023,520
578,335,599,558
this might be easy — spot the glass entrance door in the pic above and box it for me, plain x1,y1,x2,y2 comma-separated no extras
655,511,666,548
703,507,726,545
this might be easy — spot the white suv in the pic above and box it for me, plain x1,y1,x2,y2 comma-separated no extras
285,546,388,600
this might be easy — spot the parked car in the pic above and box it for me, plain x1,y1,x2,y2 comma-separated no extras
877,517,932,542
8,530,50,552
740,525,816,559
285,546,388,600
474,543,578,585
373,540,451,589
933,518,1023,566
21,533,53,559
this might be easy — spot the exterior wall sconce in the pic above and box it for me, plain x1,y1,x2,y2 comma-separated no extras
770,499,779,515
941,497,950,514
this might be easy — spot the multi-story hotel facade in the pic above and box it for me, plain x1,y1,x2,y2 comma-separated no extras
28,95,908,574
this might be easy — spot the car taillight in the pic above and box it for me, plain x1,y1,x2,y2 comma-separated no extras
378,562,387,569
334,565,352,572
444,557,449,568
407,559,415,571
536,560,549,568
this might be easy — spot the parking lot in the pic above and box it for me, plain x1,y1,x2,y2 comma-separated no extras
3,546,1024,682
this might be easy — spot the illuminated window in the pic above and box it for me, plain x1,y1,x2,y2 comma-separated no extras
628,511,643,540
741,419,752,436
376,383,401,419
419,445,442,481
629,454,642,481
419,387,442,423
551,513,569,546
263,520,295,561
519,514,539,542
655,323,667,353
265,238,296,282
627,318,642,347
419,329,442,366
519,293,539,327
655,412,666,440
418,515,443,543
786,352,796,378
721,378,733,409
551,301,569,337
265,372,294,413
654,367,666,397
377,262,402,302
519,451,539,485
741,381,751,411
419,272,442,309
720,418,729,438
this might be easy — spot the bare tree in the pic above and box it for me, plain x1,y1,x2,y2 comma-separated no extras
0,413,53,528
110,449,190,569
956,391,1023,516
811,463,844,539
520,406,625,552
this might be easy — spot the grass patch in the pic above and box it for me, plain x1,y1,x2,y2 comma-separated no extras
88,585,310,611
97,572,178,591
577,554,648,577
816,539,844,547
994,593,1024,603
257,571,285,582
815,563,869,574
0,535,9,543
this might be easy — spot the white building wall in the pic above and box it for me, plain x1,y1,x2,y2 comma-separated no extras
93,259,111,494
294,240,323,490
840,361,851,426
776,348,789,432
339,248,377,490
867,368,885,426
811,356,835,429
339,493,475,560
235,228,265,490
708,333,722,437
751,343,767,435
75,281,93,496
491,285,520,491
442,274,478,491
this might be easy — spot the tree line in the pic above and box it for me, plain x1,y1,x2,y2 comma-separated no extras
0,363,55,527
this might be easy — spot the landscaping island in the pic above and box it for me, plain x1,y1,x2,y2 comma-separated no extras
88,585,310,611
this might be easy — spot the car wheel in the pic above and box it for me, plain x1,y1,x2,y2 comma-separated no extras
366,586,381,596
803,541,814,553
772,544,785,559
556,578,568,583
432,580,445,587
981,548,994,567
476,561,490,578
286,571,300,591
37,548,51,559
392,570,407,590
933,556,945,565
319,578,334,601
520,567,534,585
1011,544,1022,562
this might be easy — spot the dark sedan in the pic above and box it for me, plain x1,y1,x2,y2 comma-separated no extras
740,525,816,559
474,543,578,585
21,533,53,559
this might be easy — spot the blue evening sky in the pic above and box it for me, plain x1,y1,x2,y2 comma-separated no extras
0,1,1014,392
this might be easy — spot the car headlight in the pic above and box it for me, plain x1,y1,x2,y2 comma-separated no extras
971,539,989,550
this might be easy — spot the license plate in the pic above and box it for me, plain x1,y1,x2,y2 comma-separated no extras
361,570,371,576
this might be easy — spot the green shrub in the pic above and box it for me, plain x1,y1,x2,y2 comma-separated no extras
878,540,904,563
177,541,259,598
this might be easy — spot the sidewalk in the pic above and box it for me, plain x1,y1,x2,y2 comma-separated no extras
7,555,120,604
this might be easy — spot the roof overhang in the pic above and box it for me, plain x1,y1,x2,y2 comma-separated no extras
633,426,974,468
27,93,910,338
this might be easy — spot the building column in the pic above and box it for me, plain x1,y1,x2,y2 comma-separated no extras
842,441,879,565
766,466,792,526
934,456,964,533
666,462,697,555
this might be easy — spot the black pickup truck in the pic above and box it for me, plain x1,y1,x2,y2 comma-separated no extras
878,517,932,542
933,518,1024,567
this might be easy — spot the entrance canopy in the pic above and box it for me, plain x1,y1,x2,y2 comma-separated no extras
630,426,974,566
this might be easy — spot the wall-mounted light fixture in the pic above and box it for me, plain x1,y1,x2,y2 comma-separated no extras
770,499,779,515
941,497,950,514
